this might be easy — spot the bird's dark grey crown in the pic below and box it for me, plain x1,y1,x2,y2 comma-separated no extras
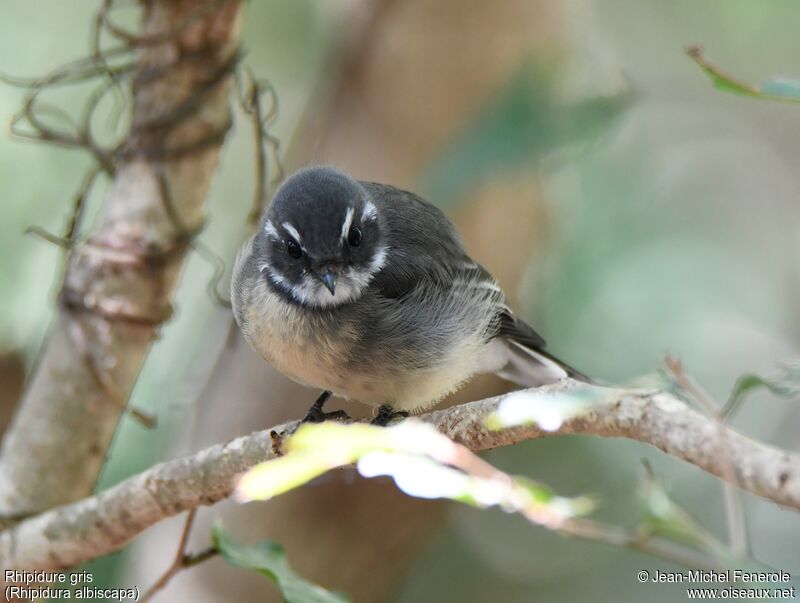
265,166,372,257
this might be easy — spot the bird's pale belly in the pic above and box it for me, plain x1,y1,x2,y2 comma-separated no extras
243,287,488,412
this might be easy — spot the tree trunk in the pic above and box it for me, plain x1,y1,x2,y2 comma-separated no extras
0,0,245,514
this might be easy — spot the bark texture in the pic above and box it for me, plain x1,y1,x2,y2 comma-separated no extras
1,379,797,570
0,0,245,514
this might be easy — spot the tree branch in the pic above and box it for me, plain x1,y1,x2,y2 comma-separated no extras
0,379,797,570
0,0,245,515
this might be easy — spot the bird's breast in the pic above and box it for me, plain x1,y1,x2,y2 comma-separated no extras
242,283,359,391
239,279,493,411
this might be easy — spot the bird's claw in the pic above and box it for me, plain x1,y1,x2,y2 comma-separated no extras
302,407,351,423
301,390,351,423
371,404,409,426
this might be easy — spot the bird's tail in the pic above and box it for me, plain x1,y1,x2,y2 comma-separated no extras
494,339,592,387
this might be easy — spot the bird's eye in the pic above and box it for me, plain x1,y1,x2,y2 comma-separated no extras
286,239,302,259
347,225,362,247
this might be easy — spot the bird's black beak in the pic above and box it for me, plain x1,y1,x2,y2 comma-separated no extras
320,270,337,295
315,264,341,295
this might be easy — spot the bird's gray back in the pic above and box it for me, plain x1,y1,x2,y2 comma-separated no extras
337,182,504,377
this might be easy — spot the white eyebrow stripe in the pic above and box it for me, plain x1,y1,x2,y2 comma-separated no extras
362,201,377,221
282,222,302,243
451,278,502,294
341,207,355,240
264,220,280,240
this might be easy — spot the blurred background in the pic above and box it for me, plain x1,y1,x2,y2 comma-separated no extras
1,0,799,601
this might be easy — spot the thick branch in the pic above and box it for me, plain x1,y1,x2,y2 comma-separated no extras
0,0,245,514
1,380,797,570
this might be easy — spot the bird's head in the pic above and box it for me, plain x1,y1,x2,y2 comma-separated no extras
254,166,387,308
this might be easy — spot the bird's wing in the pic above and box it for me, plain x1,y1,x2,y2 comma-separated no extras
360,181,475,300
359,181,590,383
496,311,547,349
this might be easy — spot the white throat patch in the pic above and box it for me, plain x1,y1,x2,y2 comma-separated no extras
260,244,388,309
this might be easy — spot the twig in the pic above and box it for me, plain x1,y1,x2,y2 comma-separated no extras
663,357,749,558
191,240,232,308
64,166,102,244
140,509,218,603
98,0,234,48
235,66,284,225
24,166,102,264
25,227,72,249
559,518,725,571
0,379,797,571
141,509,197,602
395,419,733,570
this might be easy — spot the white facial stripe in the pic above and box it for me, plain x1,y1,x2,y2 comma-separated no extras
476,280,502,293
261,258,357,308
260,231,388,309
264,220,280,240
282,222,302,244
344,265,372,290
277,245,388,309
341,207,355,241
369,245,387,272
452,277,502,294
362,201,377,222
294,277,360,308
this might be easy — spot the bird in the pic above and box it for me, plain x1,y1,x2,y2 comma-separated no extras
231,165,587,425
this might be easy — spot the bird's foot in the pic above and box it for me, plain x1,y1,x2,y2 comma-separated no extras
371,404,409,426
301,390,351,423
303,407,351,423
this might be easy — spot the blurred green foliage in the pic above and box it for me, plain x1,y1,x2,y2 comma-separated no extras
397,2,800,602
237,421,592,524
723,364,800,418
2,0,333,598
213,524,351,603
421,63,627,205
2,1,799,602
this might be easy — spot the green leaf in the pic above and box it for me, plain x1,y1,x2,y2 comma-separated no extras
212,524,351,603
236,453,333,502
420,62,628,205
235,421,591,528
237,424,398,501
637,466,731,559
237,422,452,502
723,364,800,418
687,45,800,104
